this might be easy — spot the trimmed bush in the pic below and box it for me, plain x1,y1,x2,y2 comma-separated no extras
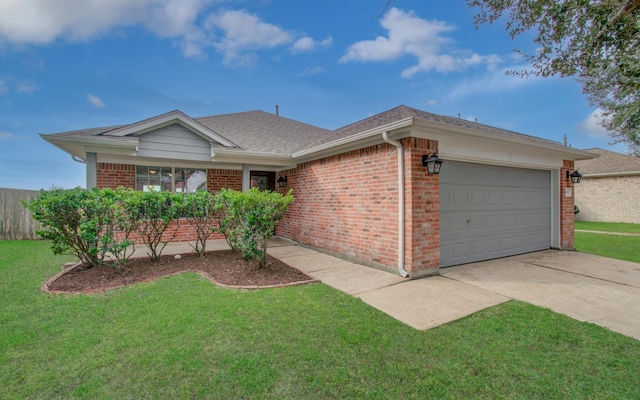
130,190,184,261
181,190,216,257
215,188,294,269
25,187,138,269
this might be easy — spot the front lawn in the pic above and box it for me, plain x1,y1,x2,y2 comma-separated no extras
574,222,640,263
575,220,640,234
1,240,639,399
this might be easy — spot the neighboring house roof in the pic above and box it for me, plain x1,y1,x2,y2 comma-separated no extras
576,148,640,176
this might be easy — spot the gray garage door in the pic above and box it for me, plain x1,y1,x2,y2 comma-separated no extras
439,161,550,267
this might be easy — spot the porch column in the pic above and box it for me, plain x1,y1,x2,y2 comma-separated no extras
86,152,97,189
242,164,250,192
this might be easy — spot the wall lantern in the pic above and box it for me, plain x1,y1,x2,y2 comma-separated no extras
566,169,582,184
422,152,444,175
277,176,288,188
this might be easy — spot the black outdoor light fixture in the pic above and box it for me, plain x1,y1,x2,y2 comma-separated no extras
277,176,288,188
422,151,444,175
566,169,583,184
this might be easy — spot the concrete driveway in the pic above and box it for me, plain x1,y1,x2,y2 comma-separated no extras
269,244,640,341
441,251,640,340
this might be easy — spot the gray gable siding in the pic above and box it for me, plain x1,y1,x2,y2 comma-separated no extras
137,123,211,161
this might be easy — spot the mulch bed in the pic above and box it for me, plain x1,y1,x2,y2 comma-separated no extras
45,250,315,294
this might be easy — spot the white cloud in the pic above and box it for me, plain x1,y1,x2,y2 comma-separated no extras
340,7,499,78
579,108,612,138
291,36,333,53
447,64,543,100
206,9,293,66
0,2,325,65
298,66,323,76
0,131,12,139
17,80,36,93
87,93,105,108
426,99,437,106
0,80,7,94
0,0,212,57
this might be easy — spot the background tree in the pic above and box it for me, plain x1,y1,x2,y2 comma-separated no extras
466,0,640,151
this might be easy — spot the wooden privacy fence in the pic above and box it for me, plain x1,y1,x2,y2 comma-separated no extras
0,188,43,240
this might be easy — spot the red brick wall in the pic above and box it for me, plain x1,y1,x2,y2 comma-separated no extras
404,138,439,276
560,160,576,249
276,144,400,267
277,139,440,276
97,163,135,189
207,169,242,192
127,219,225,244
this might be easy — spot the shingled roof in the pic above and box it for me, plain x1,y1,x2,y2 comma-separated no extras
575,148,640,175
196,110,331,155
300,104,569,152
42,105,593,161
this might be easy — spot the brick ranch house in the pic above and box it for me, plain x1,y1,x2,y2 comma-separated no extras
42,105,595,278
575,148,640,224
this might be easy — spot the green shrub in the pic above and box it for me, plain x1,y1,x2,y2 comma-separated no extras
215,188,294,269
182,190,216,257
24,187,138,269
130,190,184,261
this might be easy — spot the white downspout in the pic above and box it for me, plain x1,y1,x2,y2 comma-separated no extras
382,131,409,278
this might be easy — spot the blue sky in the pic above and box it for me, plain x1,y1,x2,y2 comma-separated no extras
0,0,622,190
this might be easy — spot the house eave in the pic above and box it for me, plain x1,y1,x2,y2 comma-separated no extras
411,118,597,160
582,171,640,178
104,110,237,147
211,149,296,167
291,117,414,160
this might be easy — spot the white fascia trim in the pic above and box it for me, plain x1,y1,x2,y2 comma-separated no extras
583,171,640,178
103,110,236,147
211,149,296,167
41,134,138,149
412,119,597,160
291,117,414,159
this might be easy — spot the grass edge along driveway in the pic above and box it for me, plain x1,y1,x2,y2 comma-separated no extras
1,240,639,399
575,221,640,263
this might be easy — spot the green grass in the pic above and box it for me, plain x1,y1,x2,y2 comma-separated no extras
2,240,639,399
575,232,640,263
575,220,640,234
574,222,640,263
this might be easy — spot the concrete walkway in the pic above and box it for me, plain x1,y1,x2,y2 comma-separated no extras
156,239,640,340
269,243,640,340
267,243,510,332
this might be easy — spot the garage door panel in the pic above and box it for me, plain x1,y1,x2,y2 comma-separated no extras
440,161,550,267
441,186,549,211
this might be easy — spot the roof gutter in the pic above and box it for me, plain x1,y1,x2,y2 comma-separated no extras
582,171,640,178
411,119,597,160
382,131,409,278
292,117,414,159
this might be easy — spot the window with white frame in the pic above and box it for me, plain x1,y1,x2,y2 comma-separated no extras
136,166,207,192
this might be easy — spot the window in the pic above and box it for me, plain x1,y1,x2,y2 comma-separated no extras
136,166,207,192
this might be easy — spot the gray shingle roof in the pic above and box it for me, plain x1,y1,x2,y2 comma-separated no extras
42,105,592,160
196,110,331,155
575,148,640,174
300,105,569,151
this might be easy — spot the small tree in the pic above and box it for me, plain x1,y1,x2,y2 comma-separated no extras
132,190,183,261
182,190,216,257
215,188,294,269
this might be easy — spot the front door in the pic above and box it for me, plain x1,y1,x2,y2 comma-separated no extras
250,171,275,191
